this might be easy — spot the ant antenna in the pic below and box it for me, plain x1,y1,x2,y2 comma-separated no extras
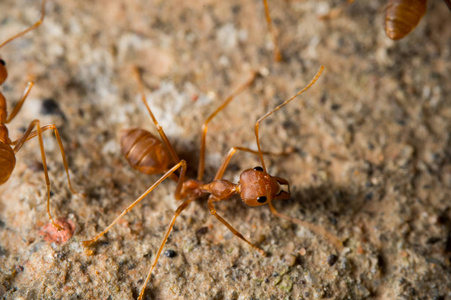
198,71,259,181
0,0,47,50
262,0,282,62
255,65,324,172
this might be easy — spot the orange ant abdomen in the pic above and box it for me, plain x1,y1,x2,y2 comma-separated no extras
385,0,427,40
0,143,15,184
120,128,171,175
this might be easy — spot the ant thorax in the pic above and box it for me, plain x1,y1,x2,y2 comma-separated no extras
201,179,238,201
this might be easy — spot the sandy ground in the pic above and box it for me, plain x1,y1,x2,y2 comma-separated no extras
0,0,450,299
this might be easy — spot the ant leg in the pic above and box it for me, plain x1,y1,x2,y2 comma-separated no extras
4,82,34,123
12,123,83,196
208,195,266,256
0,0,47,49
11,120,69,230
267,199,344,252
214,146,294,181
138,195,195,300
132,66,180,165
198,71,259,181
262,0,282,62
254,66,324,172
82,160,187,247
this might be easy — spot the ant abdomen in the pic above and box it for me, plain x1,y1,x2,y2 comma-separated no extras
385,0,427,40
0,143,15,184
120,128,170,175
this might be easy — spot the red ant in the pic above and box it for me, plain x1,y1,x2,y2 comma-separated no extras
0,0,82,230
82,65,343,299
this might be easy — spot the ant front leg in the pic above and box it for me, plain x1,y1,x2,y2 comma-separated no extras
207,195,266,256
11,120,81,230
208,147,289,256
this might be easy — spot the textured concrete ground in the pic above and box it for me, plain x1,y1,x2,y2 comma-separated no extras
0,0,450,299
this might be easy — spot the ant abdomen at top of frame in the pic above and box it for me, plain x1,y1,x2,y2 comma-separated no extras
239,168,291,206
0,143,15,184
120,128,170,175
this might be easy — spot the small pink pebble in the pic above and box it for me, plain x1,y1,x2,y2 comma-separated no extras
39,218,75,245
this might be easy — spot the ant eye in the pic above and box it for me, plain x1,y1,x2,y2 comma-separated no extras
0,59,5,66
253,166,263,172
257,196,267,203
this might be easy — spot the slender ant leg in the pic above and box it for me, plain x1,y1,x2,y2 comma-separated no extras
207,195,266,256
5,82,34,123
11,120,81,230
82,160,187,247
137,195,196,300
132,66,180,166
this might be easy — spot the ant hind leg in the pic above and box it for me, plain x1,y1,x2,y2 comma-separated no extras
132,66,180,166
82,160,187,247
138,195,195,300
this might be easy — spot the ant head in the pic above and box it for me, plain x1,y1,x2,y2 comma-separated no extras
0,58,7,85
239,166,290,206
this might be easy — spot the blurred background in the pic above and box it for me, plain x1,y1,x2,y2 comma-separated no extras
0,0,450,299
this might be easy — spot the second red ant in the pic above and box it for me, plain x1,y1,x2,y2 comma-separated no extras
0,0,83,230
82,65,343,299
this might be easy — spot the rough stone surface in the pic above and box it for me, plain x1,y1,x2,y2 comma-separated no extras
0,0,450,299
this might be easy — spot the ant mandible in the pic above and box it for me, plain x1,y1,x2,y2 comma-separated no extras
0,0,82,230
82,65,343,299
